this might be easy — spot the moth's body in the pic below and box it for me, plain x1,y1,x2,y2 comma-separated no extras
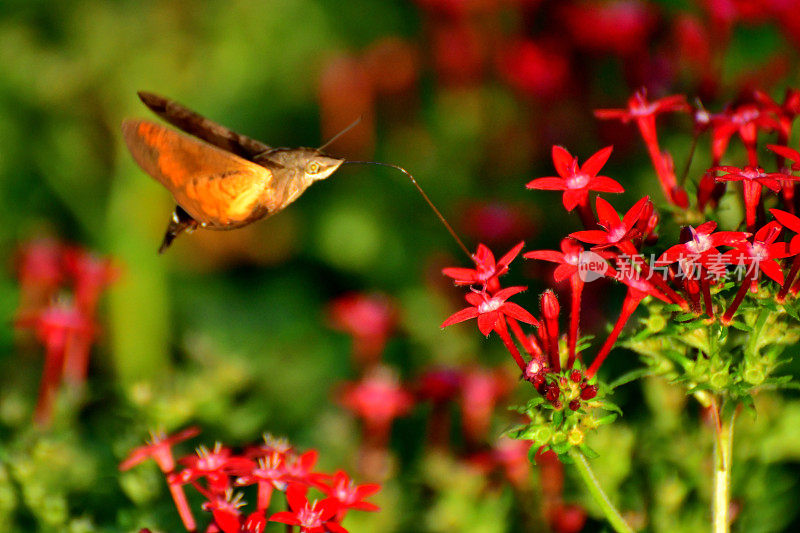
122,92,343,252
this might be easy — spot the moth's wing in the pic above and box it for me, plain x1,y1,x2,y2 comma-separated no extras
136,92,272,160
122,119,274,226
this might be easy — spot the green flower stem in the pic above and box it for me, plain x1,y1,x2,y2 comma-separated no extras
568,448,635,533
744,308,768,360
713,405,735,533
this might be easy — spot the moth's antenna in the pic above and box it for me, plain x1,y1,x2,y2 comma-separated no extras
318,116,363,152
344,160,472,259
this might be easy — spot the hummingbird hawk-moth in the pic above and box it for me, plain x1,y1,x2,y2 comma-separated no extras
122,91,345,253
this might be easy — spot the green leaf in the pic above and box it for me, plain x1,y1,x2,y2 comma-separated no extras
595,414,618,426
579,443,600,459
728,321,750,332
608,368,654,389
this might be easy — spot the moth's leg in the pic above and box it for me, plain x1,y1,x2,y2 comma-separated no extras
158,205,199,254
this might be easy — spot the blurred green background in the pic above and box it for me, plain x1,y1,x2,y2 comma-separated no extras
2,0,800,532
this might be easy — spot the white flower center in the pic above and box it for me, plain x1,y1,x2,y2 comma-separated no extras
566,173,590,189
478,298,502,314
685,233,711,254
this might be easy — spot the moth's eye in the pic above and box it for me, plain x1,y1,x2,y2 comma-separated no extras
307,161,321,175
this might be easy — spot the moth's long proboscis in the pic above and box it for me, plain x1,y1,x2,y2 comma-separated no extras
344,160,472,259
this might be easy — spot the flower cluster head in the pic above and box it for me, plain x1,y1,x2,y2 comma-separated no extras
12,239,116,425
439,85,800,460
120,429,380,533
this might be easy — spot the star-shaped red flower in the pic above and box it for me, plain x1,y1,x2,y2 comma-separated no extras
570,196,650,248
270,484,347,533
658,222,749,266
314,470,380,513
441,286,538,336
713,165,794,230
442,241,524,292
526,145,623,211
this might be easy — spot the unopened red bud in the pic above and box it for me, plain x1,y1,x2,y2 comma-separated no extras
546,384,560,402
568,399,580,411
570,370,581,383
541,290,560,320
551,400,562,409
580,385,598,400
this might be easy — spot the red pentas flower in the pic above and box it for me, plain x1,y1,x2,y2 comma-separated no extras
773,207,800,238
14,302,96,425
15,238,64,315
459,367,512,444
770,208,800,301
713,165,792,231
721,221,789,284
338,366,414,444
658,222,749,317
119,427,201,532
595,89,690,207
570,196,649,248
594,89,689,132
284,450,321,485
498,39,570,99
314,470,380,514
441,286,538,336
442,241,524,292
270,484,347,533
711,102,779,166
199,489,246,533
561,0,655,55
171,443,255,494
236,451,288,511
526,145,623,218
62,247,117,316
720,221,793,324
525,238,613,283
659,222,749,266
119,427,201,473
327,292,397,365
